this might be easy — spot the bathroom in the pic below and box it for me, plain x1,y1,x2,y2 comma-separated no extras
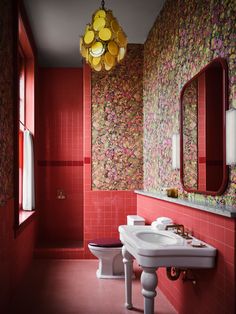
0,0,235,313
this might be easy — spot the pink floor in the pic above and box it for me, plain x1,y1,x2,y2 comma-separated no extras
8,259,177,314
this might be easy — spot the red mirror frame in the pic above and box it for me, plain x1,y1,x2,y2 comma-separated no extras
180,57,229,196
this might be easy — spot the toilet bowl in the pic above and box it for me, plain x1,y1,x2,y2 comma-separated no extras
88,216,145,279
88,238,124,279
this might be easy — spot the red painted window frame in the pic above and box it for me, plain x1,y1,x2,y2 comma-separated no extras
18,46,26,210
14,3,37,234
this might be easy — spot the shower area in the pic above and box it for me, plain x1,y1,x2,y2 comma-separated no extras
36,67,84,252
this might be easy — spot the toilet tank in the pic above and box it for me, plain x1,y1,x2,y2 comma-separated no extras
127,215,145,226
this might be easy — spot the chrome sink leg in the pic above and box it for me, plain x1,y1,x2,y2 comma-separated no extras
141,267,158,314
122,245,134,309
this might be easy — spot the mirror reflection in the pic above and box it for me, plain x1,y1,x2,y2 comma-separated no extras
180,58,228,195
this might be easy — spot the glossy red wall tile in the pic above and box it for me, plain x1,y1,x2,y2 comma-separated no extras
37,68,83,244
137,194,236,314
0,200,37,310
83,191,137,258
36,65,138,259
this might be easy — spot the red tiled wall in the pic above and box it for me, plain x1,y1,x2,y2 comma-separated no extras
83,65,137,258
0,200,37,311
137,194,236,314
83,190,137,258
37,68,83,243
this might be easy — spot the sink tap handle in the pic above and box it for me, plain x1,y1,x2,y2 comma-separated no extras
165,224,185,235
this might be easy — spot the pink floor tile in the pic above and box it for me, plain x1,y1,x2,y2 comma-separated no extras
8,260,177,314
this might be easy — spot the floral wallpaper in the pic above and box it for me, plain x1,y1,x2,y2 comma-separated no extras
91,44,143,190
182,80,198,189
143,0,236,206
0,0,14,206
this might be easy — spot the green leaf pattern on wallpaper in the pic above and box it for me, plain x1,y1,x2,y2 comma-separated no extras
143,0,236,206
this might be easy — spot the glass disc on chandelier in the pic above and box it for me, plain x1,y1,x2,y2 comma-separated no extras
80,0,127,72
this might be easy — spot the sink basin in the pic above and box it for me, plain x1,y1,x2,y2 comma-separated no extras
119,225,217,268
136,231,178,245
119,225,217,314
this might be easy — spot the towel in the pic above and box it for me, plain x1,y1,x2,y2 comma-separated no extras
23,130,35,210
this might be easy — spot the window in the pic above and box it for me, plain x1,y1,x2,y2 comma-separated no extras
19,48,25,210
19,47,25,127
16,10,35,227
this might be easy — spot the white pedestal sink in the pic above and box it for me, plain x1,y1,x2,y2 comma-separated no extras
119,225,217,314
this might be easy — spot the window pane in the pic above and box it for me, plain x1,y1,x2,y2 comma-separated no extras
19,52,25,125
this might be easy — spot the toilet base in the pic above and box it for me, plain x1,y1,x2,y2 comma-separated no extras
88,241,135,280
96,269,125,279
96,269,135,279
96,248,125,279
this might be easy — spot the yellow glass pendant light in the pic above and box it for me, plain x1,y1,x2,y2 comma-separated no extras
80,0,127,72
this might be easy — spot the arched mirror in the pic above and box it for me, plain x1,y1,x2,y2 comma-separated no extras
180,58,228,195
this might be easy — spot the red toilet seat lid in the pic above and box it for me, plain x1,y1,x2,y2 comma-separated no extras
88,238,123,248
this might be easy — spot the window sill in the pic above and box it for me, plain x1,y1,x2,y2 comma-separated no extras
15,209,37,237
19,209,35,224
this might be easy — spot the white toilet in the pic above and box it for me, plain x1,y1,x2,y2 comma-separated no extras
88,238,124,279
88,215,145,279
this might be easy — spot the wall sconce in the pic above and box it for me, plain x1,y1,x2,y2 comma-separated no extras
226,108,236,165
172,133,180,169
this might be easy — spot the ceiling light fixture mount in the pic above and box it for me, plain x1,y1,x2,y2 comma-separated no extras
80,0,127,72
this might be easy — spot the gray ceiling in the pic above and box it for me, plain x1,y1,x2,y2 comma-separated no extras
23,0,165,67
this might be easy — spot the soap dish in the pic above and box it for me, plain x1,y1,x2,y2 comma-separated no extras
191,240,206,248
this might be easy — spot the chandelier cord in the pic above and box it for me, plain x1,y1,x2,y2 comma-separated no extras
101,0,105,9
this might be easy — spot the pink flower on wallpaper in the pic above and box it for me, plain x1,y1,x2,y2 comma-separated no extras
211,38,223,50
91,44,144,190
105,149,115,160
107,112,117,123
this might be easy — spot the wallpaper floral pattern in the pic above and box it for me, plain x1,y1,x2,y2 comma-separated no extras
91,44,143,190
182,80,198,189
143,0,236,206
0,0,14,206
